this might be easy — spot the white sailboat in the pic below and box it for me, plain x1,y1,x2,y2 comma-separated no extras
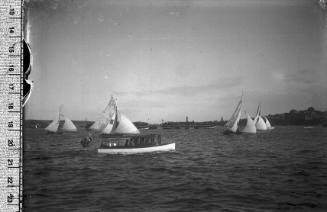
45,106,77,133
262,115,275,130
62,116,78,132
255,116,267,130
90,97,116,132
254,104,268,131
45,112,60,133
224,94,243,134
90,96,140,134
240,111,256,134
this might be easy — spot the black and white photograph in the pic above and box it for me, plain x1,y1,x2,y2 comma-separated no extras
22,0,327,211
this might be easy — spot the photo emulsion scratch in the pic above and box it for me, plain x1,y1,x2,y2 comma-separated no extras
21,0,327,211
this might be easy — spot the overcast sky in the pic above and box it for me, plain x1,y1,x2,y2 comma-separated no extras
25,0,327,122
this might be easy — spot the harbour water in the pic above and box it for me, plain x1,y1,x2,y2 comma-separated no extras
23,126,327,211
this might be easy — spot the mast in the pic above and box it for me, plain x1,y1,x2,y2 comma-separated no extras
225,93,243,132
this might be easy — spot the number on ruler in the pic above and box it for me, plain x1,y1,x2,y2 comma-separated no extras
8,177,13,184
8,139,14,147
8,159,14,166
8,103,14,110
9,83,15,90
9,27,15,34
7,193,14,203
9,8,15,16
8,65,14,72
9,45,15,53
8,121,14,128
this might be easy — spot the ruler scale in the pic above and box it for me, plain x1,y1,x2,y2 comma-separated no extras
0,0,23,212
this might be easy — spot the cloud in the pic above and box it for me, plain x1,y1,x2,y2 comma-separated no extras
92,0,307,8
283,69,319,85
116,76,242,97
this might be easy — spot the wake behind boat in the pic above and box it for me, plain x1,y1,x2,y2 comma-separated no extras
85,96,175,154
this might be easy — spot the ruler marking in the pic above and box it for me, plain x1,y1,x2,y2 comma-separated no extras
8,55,20,57
8,17,21,19
8,111,20,113
7,185,20,188
1,1,23,212
19,0,23,211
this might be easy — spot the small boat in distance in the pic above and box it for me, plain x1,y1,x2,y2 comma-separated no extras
45,105,77,133
224,93,258,134
262,115,275,130
254,104,274,130
90,96,175,154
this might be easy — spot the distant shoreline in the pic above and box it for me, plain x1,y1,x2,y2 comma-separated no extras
25,107,327,129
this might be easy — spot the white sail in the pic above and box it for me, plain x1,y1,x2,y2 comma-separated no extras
240,112,256,134
89,119,101,130
263,116,273,129
255,116,267,130
92,96,139,134
45,116,60,132
254,103,267,130
90,115,109,131
101,121,114,134
225,95,243,133
62,116,77,132
45,107,61,133
112,113,140,134
90,96,117,132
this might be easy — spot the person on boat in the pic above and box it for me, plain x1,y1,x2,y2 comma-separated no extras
81,133,93,147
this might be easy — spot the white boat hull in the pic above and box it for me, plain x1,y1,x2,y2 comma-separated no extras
98,143,175,154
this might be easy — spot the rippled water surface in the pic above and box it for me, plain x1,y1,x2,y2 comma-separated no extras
23,126,327,211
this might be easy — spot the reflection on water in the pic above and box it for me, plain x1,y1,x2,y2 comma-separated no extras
23,127,327,211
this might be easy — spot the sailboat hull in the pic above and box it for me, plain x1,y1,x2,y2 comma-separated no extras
223,129,241,135
98,143,175,154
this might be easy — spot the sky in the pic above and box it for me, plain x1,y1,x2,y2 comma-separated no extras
25,0,327,122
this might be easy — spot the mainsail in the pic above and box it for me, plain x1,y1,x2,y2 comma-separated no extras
101,97,117,133
90,98,116,131
45,114,60,133
262,116,273,130
254,104,267,130
62,116,77,132
225,95,243,133
45,106,61,133
240,112,256,134
93,96,140,134
91,97,117,134
112,113,140,134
